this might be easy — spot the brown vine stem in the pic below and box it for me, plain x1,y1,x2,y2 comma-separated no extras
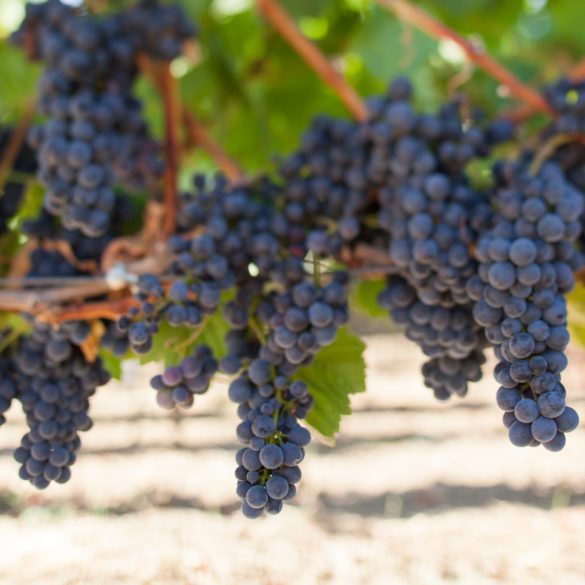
139,55,245,184
159,63,182,238
504,59,585,124
256,0,368,122
43,297,140,324
0,281,118,313
376,0,554,117
568,58,585,83
0,276,106,287
182,110,247,182
0,100,36,197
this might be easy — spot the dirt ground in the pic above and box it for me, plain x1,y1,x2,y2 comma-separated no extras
0,335,584,585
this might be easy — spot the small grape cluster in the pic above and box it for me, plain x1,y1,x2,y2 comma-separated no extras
117,269,222,356
150,346,218,409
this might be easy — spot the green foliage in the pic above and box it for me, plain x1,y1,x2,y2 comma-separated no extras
0,312,29,339
351,279,388,318
0,43,39,121
136,310,230,368
98,347,123,381
297,327,366,437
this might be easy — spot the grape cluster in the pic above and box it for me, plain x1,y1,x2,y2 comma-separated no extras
280,77,509,263
231,370,311,518
378,276,487,400
471,159,583,448
116,163,353,517
220,276,349,517
12,0,194,236
8,320,110,487
150,346,218,409
117,175,285,354
277,78,508,405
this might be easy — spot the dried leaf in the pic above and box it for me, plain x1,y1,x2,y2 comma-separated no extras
80,319,106,363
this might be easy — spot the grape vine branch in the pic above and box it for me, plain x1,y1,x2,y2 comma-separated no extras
376,0,554,116
256,0,368,121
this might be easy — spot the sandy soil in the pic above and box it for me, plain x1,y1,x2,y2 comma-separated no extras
0,335,584,585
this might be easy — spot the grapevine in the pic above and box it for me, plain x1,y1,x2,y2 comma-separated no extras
0,0,584,519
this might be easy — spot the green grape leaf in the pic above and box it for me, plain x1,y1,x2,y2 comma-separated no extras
0,43,40,120
297,327,366,438
99,348,123,381
351,279,387,318
138,309,230,368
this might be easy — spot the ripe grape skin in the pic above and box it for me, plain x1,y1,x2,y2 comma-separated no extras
509,421,533,447
259,444,284,469
266,475,289,500
543,432,566,452
514,399,539,424
246,485,269,509
531,416,558,443
537,391,566,418
555,406,579,433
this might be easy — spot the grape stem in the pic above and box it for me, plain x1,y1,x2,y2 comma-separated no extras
528,133,585,176
0,282,121,314
503,58,585,123
248,316,267,345
312,252,322,289
256,0,369,122
376,0,554,117
138,54,246,184
171,314,211,353
40,297,141,323
159,63,182,238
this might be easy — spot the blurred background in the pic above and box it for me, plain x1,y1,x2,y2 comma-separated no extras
0,342,584,584
1,0,585,583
